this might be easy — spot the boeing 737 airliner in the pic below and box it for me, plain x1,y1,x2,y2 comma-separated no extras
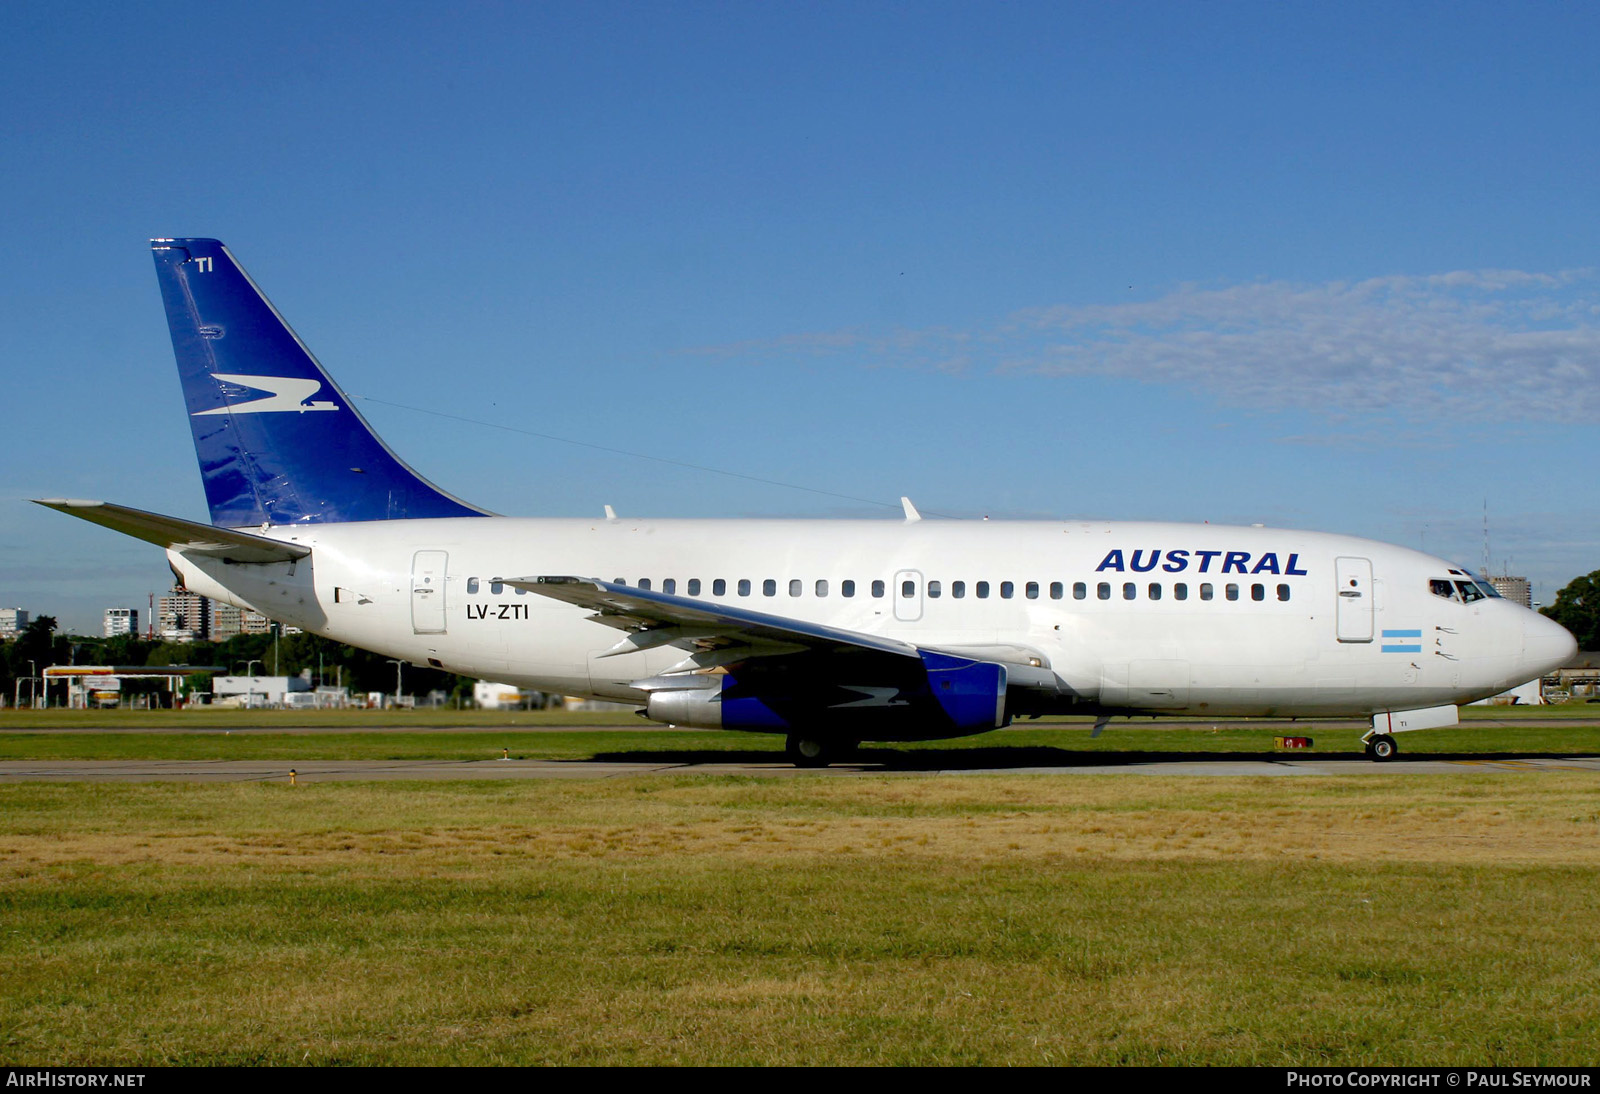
37,239,1577,764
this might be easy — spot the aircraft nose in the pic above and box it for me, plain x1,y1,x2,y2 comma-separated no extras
1524,612,1578,680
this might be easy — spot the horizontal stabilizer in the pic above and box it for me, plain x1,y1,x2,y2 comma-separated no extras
32,499,309,564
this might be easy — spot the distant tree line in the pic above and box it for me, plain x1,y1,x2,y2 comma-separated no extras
1541,569,1600,653
0,617,475,706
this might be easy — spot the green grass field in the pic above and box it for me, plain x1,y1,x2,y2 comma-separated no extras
3,773,1599,1065
3,711,1598,1064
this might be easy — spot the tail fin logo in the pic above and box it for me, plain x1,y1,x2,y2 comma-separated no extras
192,374,340,416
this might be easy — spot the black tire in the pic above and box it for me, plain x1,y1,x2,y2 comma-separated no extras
1370,734,1397,761
786,734,833,768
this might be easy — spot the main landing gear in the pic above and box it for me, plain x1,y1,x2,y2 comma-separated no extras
1364,734,1398,761
785,735,858,768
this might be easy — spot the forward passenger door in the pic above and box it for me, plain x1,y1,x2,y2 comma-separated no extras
1335,556,1373,643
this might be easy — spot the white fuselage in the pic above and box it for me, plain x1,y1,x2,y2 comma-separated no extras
168,516,1571,727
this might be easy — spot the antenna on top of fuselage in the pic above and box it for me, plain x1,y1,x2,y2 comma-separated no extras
1482,498,1491,577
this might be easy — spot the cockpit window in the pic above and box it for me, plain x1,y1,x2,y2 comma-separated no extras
1433,576,1501,603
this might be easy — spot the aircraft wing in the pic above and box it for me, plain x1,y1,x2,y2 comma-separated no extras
514,576,1064,735
509,576,920,663
32,499,310,565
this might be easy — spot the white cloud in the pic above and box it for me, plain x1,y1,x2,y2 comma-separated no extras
687,269,1600,425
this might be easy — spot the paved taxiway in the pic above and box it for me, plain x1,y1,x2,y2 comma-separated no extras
4,755,1600,781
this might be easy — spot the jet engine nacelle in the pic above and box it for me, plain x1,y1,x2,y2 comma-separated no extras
641,674,733,730
635,651,1010,738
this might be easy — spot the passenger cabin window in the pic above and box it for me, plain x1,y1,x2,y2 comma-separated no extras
1148,582,1161,600
1025,581,1039,600
928,580,941,598
1225,583,1239,601
816,580,828,597
738,579,751,597
1123,582,1136,600
1050,582,1063,600
1097,582,1111,600
688,579,701,596
1251,583,1265,601
490,579,504,595
662,578,675,594
1174,583,1188,600
467,578,479,594
713,579,726,596
872,580,885,598
1277,584,1290,601
1001,581,1014,599
901,580,916,598
763,579,777,597
977,581,990,599
952,581,965,599
638,578,652,591
1200,583,1214,601
1074,581,1087,600
842,580,856,598
789,579,802,597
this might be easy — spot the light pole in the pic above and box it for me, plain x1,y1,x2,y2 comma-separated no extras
235,661,262,707
387,659,405,708
27,661,37,709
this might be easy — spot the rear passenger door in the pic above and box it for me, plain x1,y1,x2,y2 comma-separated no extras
411,550,449,634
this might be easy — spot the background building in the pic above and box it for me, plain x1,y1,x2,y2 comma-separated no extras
103,607,139,638
210,602,242,642
475,680,532,710
209,674,312,708
157,587,209,643
0,608,30,640
243,609,276,634
1489,575,1532,609
211,603,277,641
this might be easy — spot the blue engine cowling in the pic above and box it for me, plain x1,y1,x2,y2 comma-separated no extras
637,651,1009,740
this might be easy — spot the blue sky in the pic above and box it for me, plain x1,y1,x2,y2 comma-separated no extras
3,1,1598,634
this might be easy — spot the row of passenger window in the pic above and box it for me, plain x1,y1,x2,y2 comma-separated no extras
1088,581,1293,603
462,576,1292,603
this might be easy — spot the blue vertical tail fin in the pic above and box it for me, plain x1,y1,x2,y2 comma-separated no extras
151,237,489,527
